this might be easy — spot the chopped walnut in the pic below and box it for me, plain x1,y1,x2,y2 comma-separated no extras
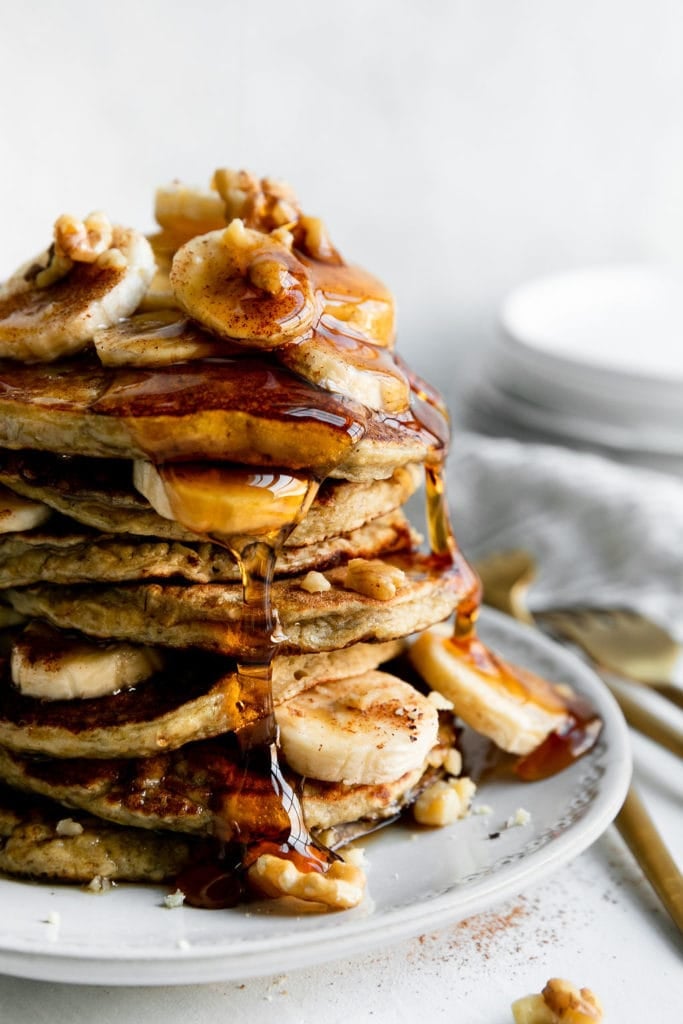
248,256,292,296
443,748,463,776
33,246,73,288
221,218,296,295
213,169,301,231
96,247,127,271
32,211,116,289
163,889,186,909
87,875,113,894
247,854,365,910
413,776,476,826
507,807,532,828
54,211,113,263
300,571,332,594
512,979,603,1024
55,818,84,837
345,559,406,601
298,215,340,263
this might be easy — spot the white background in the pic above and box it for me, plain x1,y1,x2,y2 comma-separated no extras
0,2,682,1020
2,0,683,394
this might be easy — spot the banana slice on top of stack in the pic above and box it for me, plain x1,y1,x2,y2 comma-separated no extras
0,167,595,911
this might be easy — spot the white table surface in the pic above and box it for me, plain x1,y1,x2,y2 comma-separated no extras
0,713,680,1022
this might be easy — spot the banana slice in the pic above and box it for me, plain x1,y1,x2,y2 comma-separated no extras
313,258,396,350
409,624,570,755
94,309,230,367
170,220,317,347
0,223,155,362
154,183,226,237
276,670,439,786
278,328,410,411
0,485,51,533
11,622,163,701
133,461,316,537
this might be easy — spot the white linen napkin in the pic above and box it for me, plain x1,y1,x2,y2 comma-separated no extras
447,432,683,644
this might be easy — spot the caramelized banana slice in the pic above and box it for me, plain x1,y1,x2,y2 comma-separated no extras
171,220,317,346
409,624,570,755
278,327,410,411
0,220,155,362
154,183,226,237
133,461,316,537
94,309,227,367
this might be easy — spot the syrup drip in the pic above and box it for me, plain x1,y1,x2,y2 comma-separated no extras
161,469,332,908
514,693,603,781
424,462,482,633
422,461,601,782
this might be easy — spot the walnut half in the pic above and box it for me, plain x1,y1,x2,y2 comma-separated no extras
247,854,365,910
512,978,603,1024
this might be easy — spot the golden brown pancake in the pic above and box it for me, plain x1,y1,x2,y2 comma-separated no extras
0,740,429,836
0,510,417,587
0,638,403,759
0,450,422,544
5,553,463,655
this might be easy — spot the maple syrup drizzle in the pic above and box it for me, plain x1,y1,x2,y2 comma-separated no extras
422,456,601,782
156,460,332,907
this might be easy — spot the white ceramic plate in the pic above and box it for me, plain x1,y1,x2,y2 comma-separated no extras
500,264,683,386
493,265,683,447
0,609,631,986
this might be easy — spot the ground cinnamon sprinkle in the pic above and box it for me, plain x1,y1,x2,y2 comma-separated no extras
453,901,529,958
408,894,562,968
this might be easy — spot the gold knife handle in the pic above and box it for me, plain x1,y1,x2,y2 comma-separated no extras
616,787,683,936
602,680,683,759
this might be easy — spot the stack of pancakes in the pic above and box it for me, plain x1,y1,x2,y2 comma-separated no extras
0,171,474,905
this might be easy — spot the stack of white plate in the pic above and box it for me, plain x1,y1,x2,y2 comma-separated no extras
466,265,683,475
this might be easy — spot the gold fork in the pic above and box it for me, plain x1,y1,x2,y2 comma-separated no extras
475,548,683,936
476,549,683,712
537,608,683,710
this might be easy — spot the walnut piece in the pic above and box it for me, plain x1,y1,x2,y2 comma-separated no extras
221,219,299,299
512,979,603,1024
55,818,84,837
443,747,463,776
247,854,365,910
54,211,113,263
345,558,406,601
300,571,332,594
212,169,300,231
413,776,476,826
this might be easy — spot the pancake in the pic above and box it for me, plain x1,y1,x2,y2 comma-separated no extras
0,450,422,544
0,638,403,759
0,786,195,883
0,509,418,587
5,553,464,655
0,740,429,836
0,355,446,481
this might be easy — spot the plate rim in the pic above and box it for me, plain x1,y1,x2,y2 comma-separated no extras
0,608,632,986
499,263,683,391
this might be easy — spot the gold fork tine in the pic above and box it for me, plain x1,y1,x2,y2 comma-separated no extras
538,608,683,709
